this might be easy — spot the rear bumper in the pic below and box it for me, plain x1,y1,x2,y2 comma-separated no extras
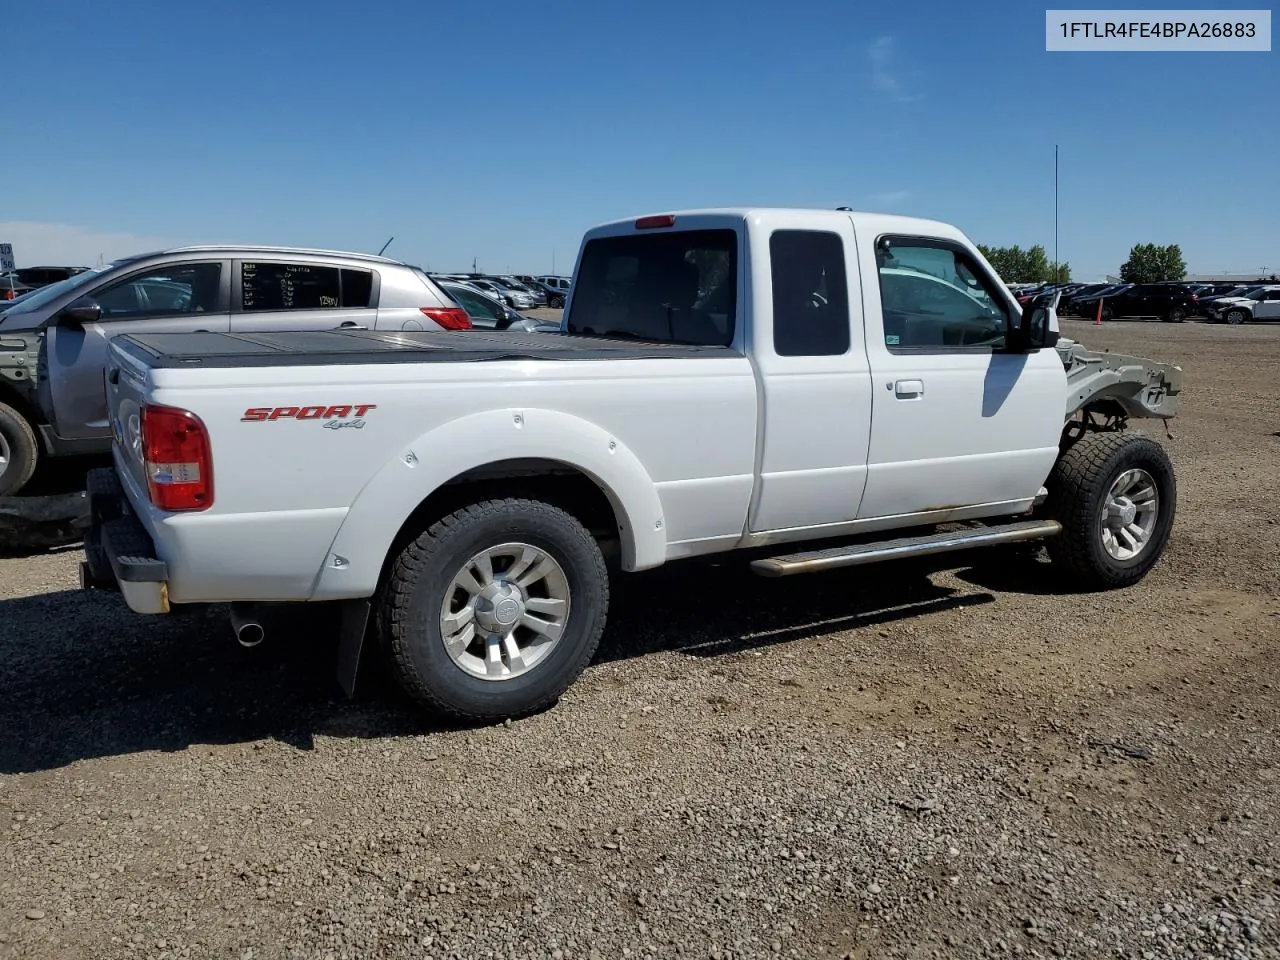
81,466,171,615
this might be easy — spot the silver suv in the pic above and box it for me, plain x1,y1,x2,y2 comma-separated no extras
0,245,468,496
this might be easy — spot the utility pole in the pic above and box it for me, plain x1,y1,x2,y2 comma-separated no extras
1053,144,1059,281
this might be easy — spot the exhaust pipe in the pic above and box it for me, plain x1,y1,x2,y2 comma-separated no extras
229,603,265,648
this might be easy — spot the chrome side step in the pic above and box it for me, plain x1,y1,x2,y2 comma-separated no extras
750,519,1062,578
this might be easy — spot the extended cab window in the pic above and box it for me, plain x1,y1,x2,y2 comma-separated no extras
566,229,736,346
875,239,1010,351
94,262,222,319
770,230,850,356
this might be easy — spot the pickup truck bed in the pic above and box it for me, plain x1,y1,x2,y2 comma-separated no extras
113,329,739,368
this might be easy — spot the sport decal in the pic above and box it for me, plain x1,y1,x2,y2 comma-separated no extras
241,404,376,430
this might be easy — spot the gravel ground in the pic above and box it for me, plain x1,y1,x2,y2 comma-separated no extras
2,317,1278,960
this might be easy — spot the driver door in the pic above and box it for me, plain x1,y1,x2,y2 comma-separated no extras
856,233,1064,521
43,260,230,440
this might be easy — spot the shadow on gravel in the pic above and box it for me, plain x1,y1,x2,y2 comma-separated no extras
0,454,107,557
0,556,999,775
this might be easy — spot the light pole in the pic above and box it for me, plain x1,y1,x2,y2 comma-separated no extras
1054,144,1059,281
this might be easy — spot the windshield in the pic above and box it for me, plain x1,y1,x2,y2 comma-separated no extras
0,264,114,318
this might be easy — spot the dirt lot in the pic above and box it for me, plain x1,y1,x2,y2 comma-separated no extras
2,317,1278,960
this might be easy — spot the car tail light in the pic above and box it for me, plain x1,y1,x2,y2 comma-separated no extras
141,404,214,511
635,214,676,229
2,289,16,300
420,306,472,330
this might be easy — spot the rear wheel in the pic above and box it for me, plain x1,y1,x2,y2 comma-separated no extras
379,498,609,721
1225,308,1249,325
1165,307,1186,323
1041,432,1176,589
0,402,39,498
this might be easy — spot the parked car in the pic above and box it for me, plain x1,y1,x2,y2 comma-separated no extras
1196,286,1249,318
437,280,535,330
485,276,542,308
1071,283,1198,322
526,278,569,308
537,275,572,292
1057,283,1115,315
80,206,1182,723
13,265,89,288
465,278,536,310
1209,287,1280,325
495,276,547,307
1066,284,1132,318
1194,284,1263,310
0,245,470,497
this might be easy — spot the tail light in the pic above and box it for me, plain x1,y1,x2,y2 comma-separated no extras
140,404,214,511
420,307,472,330
636,214,676,229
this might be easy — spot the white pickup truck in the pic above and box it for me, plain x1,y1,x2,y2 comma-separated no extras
80,207,1183,721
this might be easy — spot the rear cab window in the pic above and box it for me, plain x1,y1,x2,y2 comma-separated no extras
566,229,737,346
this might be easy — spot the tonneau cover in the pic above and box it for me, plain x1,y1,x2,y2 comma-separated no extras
110,328,740,369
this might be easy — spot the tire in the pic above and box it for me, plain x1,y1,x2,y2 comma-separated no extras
1041,432,1176,590
0,402,39,497
379,498,609,721
1225,308,1249,326
549,295,565,309
1165,307,1186,323
1100,304,1114,322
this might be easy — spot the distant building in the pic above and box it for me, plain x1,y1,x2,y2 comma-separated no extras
1187,273,1279,283
1103,273,1279,284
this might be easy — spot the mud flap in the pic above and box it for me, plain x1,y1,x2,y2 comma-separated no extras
0,490,91,555
335,599,373,699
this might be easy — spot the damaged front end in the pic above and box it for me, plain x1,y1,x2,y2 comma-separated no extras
1056,337,1183,424
0,333,40,399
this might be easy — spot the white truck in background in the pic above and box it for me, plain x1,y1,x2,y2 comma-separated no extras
80,207,1183,722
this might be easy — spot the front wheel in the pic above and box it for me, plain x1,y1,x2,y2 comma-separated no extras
0,402,40,498
1041,432,1176,589
379,498,609,721
1225,308,1249,325
549,295,565,309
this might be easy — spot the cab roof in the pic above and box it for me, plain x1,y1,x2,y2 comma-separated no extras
584,207,968,243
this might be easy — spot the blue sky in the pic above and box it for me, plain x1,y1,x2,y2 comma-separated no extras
3,0,1276,280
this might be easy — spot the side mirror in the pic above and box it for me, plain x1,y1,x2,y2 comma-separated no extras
1012,295,1060,351
56,296,102,328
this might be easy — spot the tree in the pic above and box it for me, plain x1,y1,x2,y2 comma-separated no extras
1118,243,1186,283
976,243,1071,283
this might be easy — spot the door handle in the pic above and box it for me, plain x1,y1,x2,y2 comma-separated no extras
894,379,924,399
